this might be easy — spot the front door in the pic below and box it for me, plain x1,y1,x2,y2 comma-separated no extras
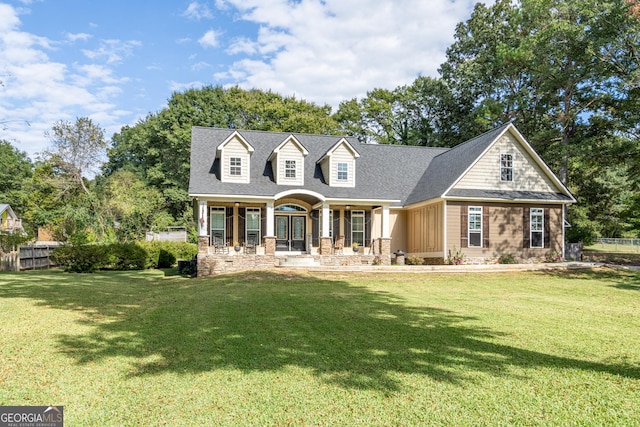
275,215,306,251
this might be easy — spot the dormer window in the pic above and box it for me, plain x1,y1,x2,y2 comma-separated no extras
337,162,348,181
500,153,513,182
230,157,242,176
285,160,296,178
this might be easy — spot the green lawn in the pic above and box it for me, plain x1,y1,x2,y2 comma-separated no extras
1,268,639,425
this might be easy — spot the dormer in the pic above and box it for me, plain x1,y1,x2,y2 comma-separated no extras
268,135,308,186
317,138,360,187
216,131,254,184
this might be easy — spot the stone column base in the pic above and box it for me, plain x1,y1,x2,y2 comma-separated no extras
320,237,332,255
198,236,209,254
264,236,276,255
378,237,391,255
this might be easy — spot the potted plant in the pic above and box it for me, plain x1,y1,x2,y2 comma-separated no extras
352,242,360,253
233,241,241,252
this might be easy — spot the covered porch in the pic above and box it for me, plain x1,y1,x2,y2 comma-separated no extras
194,190,396,276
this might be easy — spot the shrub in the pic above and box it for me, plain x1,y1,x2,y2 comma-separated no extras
446,246,465,265
406,256,425,265
372,255,383,265
52,244,109,273
107,243,148,270
157,249,176,269
497,253,517,264
139,241,198,269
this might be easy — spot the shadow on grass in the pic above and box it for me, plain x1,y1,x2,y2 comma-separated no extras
1,269,638,393
536,266,640,291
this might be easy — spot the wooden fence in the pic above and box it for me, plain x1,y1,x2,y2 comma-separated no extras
0,245,59,271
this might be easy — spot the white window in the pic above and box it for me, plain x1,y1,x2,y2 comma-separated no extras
530,208,544,248
468,206,482,247
246,208,260,246
351,210,364,246
285,160,296,178
500,153,513,182
210,207,226,246
230,157,242,176
337,162,348,181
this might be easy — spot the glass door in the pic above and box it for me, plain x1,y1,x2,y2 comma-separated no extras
275,216,289,251
291,216,306,251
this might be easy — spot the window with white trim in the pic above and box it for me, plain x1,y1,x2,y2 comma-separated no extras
500,153,513,182
230,157,242,176
351,210,364,246
337,162,348,181
285,160,296,178
246,208,260,246
210,207,226,246
530,208,544,248
468,206,482,247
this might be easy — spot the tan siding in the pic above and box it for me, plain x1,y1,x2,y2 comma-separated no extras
275,141,305,186
320,159,330,185
454,132,557,193
446,201,564,260
221,137,250,184
330,144,356,187
407,201,443,253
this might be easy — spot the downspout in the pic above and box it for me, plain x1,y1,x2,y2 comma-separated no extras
442,201,448,263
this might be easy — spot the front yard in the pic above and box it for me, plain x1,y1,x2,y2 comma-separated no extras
1,268,639,425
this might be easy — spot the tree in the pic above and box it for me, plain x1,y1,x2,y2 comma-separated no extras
105,86,339,218
0,140,33,215
46,117,108,194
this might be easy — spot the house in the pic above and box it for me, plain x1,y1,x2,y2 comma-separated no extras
0,204,22,233
189,123,575,276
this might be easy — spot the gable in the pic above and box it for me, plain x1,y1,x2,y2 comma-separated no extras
451,129,563,195
270,137,307,186
219,135,251,184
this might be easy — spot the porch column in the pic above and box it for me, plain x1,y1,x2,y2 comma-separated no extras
381,205,390,238
198,200,208,236
320,203,332,255
264,201,275,255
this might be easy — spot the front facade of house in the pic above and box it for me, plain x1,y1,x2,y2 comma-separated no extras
189,123,574,276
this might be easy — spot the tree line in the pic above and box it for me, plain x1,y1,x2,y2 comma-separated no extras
2,0,638,245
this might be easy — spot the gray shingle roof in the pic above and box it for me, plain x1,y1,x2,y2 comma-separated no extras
189,123,572,206
189,127,447,205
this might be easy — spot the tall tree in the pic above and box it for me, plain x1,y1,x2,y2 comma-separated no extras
46,117,108,194
0,140,32,215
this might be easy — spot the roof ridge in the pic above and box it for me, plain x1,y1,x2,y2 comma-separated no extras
432,122,511,159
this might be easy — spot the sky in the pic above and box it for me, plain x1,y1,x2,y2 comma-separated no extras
0,0,488,159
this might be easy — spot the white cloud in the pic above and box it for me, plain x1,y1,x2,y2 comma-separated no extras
215,0,488,109
198,29,220,49
183,2,214,20
82,39,141,64
66,32,91,42
0,4,136,158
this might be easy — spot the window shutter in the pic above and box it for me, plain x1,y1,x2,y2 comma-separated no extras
483,206,490,249
344,210,352,247
460,205,468,248
311,210,319,247
365,210,372,247
261,208,266,242
238,208,245,245
523,208,530,248
226,207,234,246
333,210,340,239
544,208,550,249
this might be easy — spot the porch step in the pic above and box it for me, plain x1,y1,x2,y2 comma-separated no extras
278,256,320,267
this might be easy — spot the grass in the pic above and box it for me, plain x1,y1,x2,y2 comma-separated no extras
584,243,640,265
1,267,639,425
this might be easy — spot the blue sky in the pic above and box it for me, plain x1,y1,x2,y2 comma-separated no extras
0,0,486,159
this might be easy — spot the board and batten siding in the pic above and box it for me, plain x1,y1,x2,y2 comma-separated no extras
453,132,557,193
221,136,250,184
274,140,305,186
446,202,563,260
371,208,407,254
406,201,444,255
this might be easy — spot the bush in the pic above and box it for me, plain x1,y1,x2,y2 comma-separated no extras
406,256,425,265
139,241,198,269
497,253,517,264
157,249,177,268
107,243,148,270
52,244,109,273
